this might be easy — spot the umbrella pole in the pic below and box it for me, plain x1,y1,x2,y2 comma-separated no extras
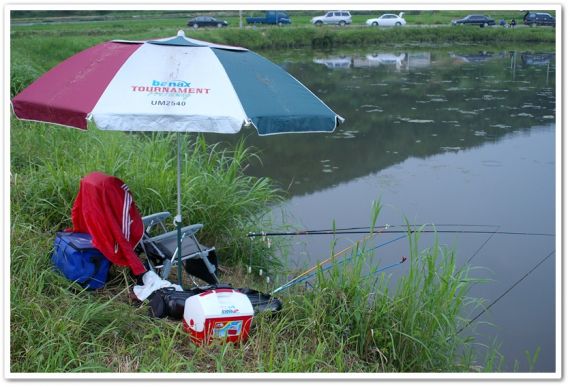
176,132,183,286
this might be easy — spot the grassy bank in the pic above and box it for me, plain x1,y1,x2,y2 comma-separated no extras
11,24,555,50
195,26,554,50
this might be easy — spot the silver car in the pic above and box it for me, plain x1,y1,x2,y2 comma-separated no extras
312,11,352,26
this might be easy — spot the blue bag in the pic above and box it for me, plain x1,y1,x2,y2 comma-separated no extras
51,232,111,289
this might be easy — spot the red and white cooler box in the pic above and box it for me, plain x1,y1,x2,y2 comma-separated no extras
183,288,254,345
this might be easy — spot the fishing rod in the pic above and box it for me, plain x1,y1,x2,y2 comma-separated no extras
249,229,554,238
464,225,501,266
271,233,410,294
271,232,377,294
260,221,553,297
287,253,408,294
456,249,555,335
248,223,499,238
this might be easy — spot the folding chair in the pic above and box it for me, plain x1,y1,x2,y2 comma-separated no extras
138,211,219,285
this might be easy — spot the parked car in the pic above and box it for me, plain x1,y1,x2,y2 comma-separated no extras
451,14,496,27
246,11,291,25
311,11,352,26
366,13,406,27
523,12,555,27
187,16,228,28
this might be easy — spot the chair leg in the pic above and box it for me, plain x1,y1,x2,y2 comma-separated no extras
191,234,219,283
160,259,173,280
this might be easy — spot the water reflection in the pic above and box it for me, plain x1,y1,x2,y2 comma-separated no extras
362,53,406,70
407,52,431,69
449,50,505,63
312,56,351,69
314,51,413,71
312,50,555,71
203,47,555,197
521,53,555,66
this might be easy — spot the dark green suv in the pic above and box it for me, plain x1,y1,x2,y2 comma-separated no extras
523,12,556,27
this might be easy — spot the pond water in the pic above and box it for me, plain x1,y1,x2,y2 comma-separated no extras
205,45,556,372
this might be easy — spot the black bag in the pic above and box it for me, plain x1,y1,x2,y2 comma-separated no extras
148,284,282,320
148,287,198,319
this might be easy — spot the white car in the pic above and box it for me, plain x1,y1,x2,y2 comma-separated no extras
366,12,406,27
312,11,352,26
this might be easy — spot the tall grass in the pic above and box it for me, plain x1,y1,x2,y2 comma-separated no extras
10,115,284,372
236,207,490,372
10,118,282,268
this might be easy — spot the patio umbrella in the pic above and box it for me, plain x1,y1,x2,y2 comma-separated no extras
11,30,344,284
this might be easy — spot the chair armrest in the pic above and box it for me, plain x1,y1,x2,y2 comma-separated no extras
144,223,204,244
142,212,171,228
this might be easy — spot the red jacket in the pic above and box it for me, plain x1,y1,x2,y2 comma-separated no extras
70,172,146,275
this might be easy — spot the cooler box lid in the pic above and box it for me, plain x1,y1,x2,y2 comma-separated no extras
184,289,254,332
